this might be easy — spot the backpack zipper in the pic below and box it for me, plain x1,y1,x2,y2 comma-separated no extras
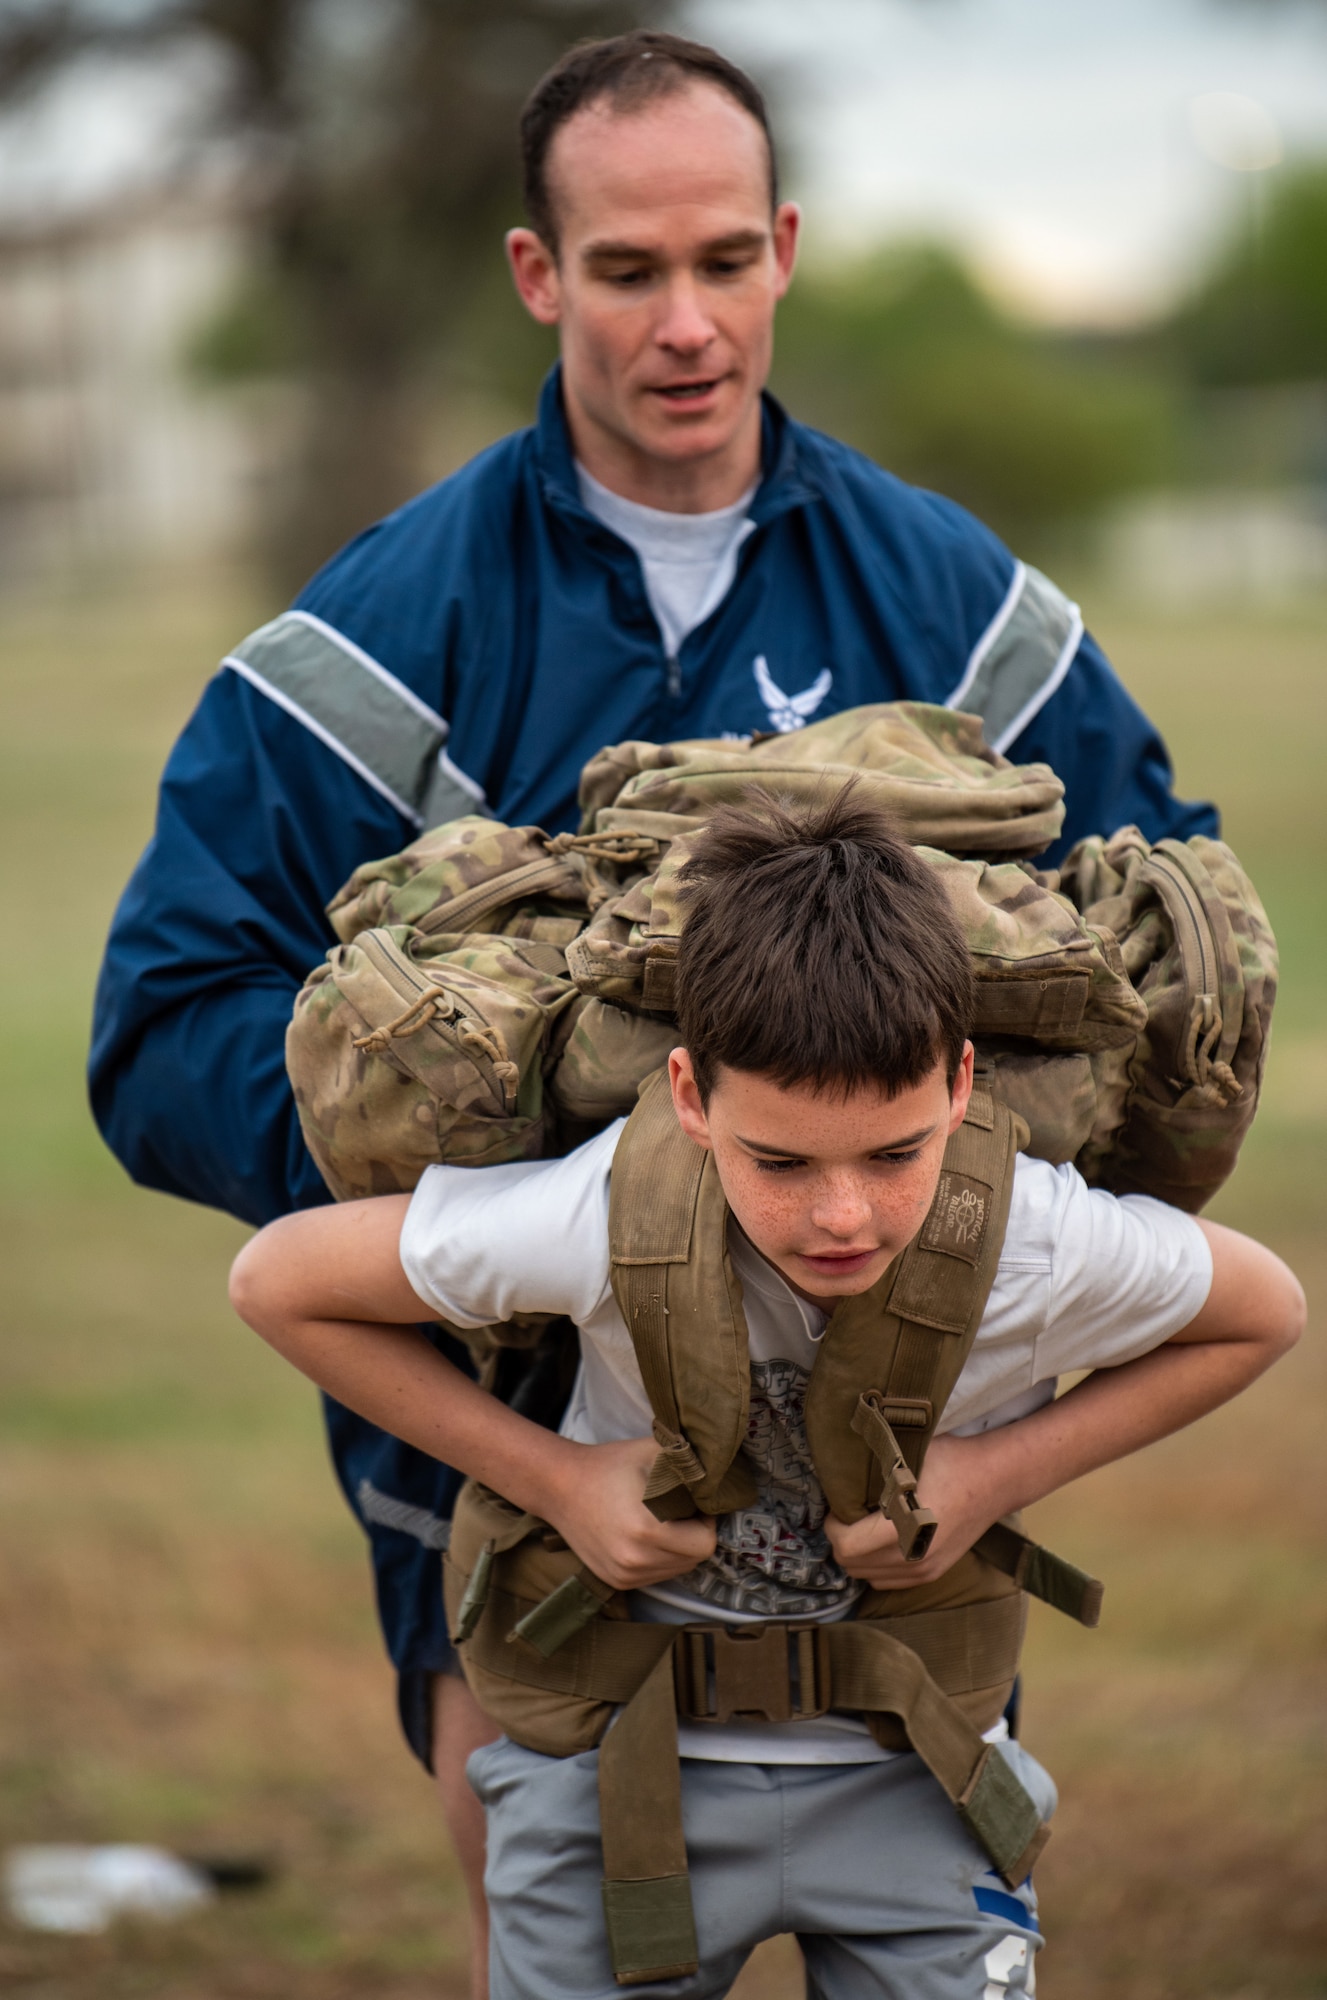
355,930,518,1111
415,853,579,936
1148,847,1219,1001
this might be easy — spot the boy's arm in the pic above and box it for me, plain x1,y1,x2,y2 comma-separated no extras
827,1217,1304,1588
228,1199,716,1589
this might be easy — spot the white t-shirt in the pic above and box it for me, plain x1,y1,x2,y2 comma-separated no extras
401,1123,1211,1763
576,463,757,663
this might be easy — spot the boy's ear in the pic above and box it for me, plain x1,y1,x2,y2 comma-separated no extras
946,1041,975,1136
669,1049,713,1151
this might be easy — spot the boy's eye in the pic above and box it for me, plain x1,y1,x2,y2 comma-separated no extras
752,1156,805,1175
877,1147,925,1167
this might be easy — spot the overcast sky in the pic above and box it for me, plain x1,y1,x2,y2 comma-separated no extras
1,0,1326,325
707,0,1327,320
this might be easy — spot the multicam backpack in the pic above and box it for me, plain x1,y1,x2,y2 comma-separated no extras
287,698,1275,1224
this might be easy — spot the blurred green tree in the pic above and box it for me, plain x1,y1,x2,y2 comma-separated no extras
771,244,1178,554
0,0,671,584
1168,161,1327,387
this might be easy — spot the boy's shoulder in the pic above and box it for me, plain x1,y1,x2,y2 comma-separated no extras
983,1154,1211,1369
399,1119,623,1333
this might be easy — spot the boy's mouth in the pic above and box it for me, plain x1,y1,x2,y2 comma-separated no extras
795,1246,879,1279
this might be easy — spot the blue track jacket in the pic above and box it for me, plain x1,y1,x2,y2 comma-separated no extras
89,368,1216,1687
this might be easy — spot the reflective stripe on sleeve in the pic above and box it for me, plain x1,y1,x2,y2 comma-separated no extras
223,608,487,829
945,562,1084,755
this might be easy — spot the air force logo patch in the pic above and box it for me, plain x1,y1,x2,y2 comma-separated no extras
753,655,833,734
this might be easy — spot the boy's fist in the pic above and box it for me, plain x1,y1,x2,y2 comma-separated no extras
544,1436,717,1591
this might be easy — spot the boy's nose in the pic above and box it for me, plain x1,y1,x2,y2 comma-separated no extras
809,1181,873,1238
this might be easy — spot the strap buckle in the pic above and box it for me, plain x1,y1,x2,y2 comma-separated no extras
673,1623,829,1725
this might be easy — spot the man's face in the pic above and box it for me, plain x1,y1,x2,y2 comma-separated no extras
669,1046,975,1310
507,83,799,487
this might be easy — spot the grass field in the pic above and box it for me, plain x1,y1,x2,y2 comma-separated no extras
0,567,1324,1998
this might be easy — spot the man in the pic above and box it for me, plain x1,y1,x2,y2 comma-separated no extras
89,27,1216,1992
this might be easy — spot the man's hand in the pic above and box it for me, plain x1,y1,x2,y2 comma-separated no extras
825,1432,999,1589
544,1437,717,1592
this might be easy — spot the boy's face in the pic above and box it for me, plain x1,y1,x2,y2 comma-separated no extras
669,1045,975,1310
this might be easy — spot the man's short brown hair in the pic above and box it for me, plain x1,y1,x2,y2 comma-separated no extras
674,789,974,1103
520,30,777,253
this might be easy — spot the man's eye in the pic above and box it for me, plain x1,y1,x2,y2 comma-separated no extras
606,268,650,287
706,256,754,278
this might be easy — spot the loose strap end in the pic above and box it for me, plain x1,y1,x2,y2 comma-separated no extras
601,1876,698,1987
957,1743,1053,1888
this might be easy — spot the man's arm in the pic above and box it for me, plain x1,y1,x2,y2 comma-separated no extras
228,1198,717,1587
1010,631,1218,866
90,669,413,1224
827,1218,1304,1588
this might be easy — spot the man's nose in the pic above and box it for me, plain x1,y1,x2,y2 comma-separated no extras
654,273,716,354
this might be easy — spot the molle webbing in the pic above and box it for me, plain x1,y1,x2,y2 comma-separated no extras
607,1071,757,1518
457,1572,1043,1985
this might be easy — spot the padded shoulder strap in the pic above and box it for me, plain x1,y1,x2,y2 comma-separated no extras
608,1070,756,1517
945,562,1084,755
806,1094,1022,1523
223,609,489,830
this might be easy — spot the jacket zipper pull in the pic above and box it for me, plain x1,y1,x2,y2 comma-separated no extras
666,655,681,699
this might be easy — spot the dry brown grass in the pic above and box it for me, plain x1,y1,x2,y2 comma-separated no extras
0,574,1323,1996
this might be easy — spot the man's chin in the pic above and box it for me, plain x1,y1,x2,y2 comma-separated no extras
635,390,747,457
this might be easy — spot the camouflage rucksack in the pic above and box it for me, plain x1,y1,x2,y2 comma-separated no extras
287,699,1275,1231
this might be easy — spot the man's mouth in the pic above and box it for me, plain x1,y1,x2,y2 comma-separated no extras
652,378,722,402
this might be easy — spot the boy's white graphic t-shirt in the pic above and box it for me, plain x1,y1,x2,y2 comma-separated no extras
400,1121,1211,1764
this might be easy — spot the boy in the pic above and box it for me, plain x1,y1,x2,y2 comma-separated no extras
230,792,1302,2000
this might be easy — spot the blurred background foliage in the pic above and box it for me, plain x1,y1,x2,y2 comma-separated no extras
0,0,659,581
3,0,1326,583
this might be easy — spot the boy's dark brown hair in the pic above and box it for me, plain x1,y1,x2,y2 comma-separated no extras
675,788,974,1103
520,31,777,252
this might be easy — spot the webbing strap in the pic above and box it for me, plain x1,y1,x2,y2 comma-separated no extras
883,1096,1019,1460
974,1520,1104,1627
609,1070,754,1516
598,1651,698,1985
945,560,1084,755
473,1584,674,1700
223,609,488,830
463,1584,1044,1975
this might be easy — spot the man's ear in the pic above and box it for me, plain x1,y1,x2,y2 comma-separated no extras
669,1049,713,1151
771,200,801,299
946,1041,975,1136
506,227,562,325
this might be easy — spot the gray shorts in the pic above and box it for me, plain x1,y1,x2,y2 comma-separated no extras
468,1737,1055,2000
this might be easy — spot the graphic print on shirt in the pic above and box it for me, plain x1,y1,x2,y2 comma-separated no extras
670,1357,862,1619
752,655,834,734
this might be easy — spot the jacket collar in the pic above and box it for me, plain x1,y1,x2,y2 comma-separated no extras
532,363,821,528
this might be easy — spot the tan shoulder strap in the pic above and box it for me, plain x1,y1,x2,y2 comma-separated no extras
806,1093,1022,1523
608,1070,756,1517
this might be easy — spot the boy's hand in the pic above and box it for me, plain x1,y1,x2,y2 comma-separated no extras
824,1433,999,1589
545,1437,717,1592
